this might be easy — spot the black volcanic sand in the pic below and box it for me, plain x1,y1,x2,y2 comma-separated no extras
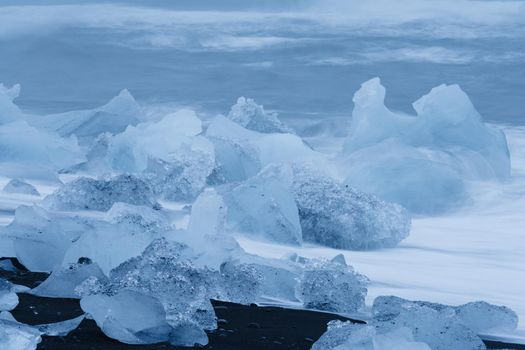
1,258,524,350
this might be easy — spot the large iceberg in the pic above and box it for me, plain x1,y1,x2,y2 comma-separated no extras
339,78,510,214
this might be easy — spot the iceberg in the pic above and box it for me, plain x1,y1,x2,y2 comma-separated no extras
31,261,108,298
372,296,488,350
2,179,40,196
206,115,326,184
104,109,215,200
1,205,86,272
296,258,368,313
314,295,515,350
81,290,173,345
43,174,159,212
223,164,302,245
0,312,41,350
312,321,431,350
227,96,292,133
291,164,411,249
0,120,83,179
0,278,18,311
339,78,510,214
108,238,218,331
455,301,518,333
28,89,142,144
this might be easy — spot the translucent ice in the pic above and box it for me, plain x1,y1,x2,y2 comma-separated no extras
0,120,83,178
62,210,167,275
296,258,368,313
455,301,518,332
206,115,325,184
227,96,292,133
106,109,207,172
31,261,108,298
223,165,302,245
1,205,86,272
30,89,142,144
312,321,431,350
372,296,487,350
43,175,159,211
340,78,510,214
2,179,40,196
108,238,217,331
0,278,18,311
81,290,172,345
0,312,41,350
291,164,411,249
105,109,215,200
36,315,85,337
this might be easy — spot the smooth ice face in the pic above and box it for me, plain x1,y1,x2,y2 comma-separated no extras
0,120,83,178
0,312,42,350
340,78,511,214
0,279,18,311
106,109,207,172
372,296,487,350
43,175,159,211
31,261,108,299
29,89,143,144
62,211,167,275
223,164,302,245
2,179,40,196
312,321,431,350
227,96,292,133
296,258,368,313
187,189,227,239
81,290,172,345
1,205,86,272
206,116,326,184
291,165,411,250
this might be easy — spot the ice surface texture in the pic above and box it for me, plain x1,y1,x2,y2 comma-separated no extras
340,78,510,214
43,175,159,211
291,165,411,250
312,321,430,350
314,296,518,350
2,179,40,196
296,258,368,313
224,163,411,249
227,96,292,134
0,312,41,350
